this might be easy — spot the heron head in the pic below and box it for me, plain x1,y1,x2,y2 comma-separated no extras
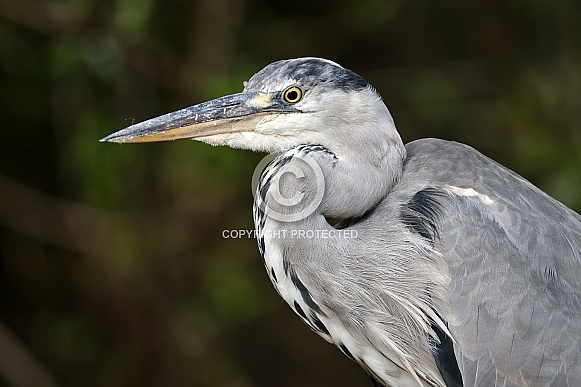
101,58,402,158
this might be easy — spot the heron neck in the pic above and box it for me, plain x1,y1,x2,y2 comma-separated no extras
321,143,404,219
316,97,406,218
256,135,406,230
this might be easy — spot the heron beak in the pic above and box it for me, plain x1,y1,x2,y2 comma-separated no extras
100,91,284,143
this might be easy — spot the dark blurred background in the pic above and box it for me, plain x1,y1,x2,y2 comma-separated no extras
0,0,580,386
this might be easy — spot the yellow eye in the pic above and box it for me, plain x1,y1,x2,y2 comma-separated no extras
283,86,303,103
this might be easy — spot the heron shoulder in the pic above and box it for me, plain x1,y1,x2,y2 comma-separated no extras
400,139,581,385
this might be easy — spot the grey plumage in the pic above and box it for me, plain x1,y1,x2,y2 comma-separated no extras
101,57,581,386
403,140,581,386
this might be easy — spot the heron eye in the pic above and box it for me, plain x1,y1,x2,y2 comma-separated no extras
283,86,303,103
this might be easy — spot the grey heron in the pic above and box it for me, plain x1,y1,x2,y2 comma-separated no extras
101,58,581,386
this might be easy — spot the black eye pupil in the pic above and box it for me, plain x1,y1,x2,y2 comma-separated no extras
287,90,298,100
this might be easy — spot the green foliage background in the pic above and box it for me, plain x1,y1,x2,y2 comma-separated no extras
0,1,580,386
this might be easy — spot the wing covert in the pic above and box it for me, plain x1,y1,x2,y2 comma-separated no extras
402,139,581,386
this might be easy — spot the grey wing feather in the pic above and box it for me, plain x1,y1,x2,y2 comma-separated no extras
403,139,581,386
